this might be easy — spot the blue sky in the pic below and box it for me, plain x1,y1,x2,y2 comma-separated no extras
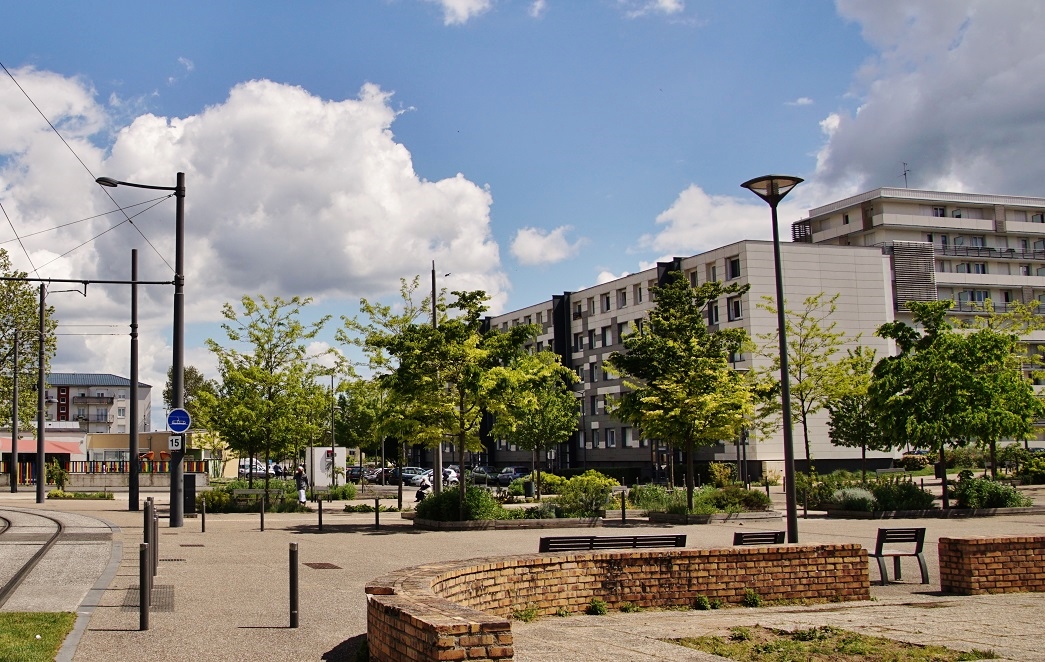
2,1,1044,428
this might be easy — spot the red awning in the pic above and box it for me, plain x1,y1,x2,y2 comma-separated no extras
0,440,82,455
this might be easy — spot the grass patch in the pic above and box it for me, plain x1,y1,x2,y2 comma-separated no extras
46,490,114,500
670,625,998,661
511,605,539,622
0,612,76,662
585,598,608,616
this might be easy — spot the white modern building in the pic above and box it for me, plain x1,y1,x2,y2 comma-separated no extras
483,240,895,480
45,373,153,434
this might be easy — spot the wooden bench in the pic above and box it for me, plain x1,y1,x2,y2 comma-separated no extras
870,527,929,586
733,530,785,546
538,534,686,553
875,468,907,477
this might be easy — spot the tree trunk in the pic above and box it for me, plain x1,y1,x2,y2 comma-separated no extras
989,440,998,480
535,449,542,501
939,441,949,510
802,420,813,474
397,442,405,511
685,444,694,512
667,443,675,490
861,443,867,483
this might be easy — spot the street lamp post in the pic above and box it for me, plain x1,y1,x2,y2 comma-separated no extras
330,373,338,488
96,173,185,526
741,174,803,544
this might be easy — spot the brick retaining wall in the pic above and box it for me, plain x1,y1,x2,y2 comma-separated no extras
939,536,1045,595
365,544,869,662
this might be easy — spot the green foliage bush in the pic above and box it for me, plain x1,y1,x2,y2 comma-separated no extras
585,598,608,615
47,490,114,500
900,454,930,471
952,471,1032,509
1017,457,1045,484
708,485,771,512
629,484,675,511
945,444,983,469
707,462,736,488
535,472,567,495
555,470,619,517
415,486,511,521
831,487,876,512
870,479,936,511
46,459,69,491
741,589,762,608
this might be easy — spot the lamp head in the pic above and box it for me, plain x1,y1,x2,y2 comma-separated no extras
741,175,803,207
95,177,120,187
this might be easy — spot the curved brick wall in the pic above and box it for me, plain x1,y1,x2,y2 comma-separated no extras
365,544,869,661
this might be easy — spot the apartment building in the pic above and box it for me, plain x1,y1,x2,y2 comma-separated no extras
483,240,895,479
45,373,153,434
793,188,1045,322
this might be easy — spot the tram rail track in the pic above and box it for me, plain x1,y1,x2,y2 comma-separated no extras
0,509,65,609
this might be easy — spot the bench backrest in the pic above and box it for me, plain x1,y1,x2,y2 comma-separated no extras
874,527,925,554
539,534,686,553
733,530,786,546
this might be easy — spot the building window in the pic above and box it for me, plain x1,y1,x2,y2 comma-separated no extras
926,233,933,243
973,263,987,274
535,312,543,324
76,407,86,419
727,257,741,280
574,304,583,319
727,296,743,321
617,322,627,342
952,208,963,218
602,294,611,312
634,284,643,303
523,315,531,325
618,288,627,307
1033,212,1045,223
971,236,985,247
622,427,633,448
591,430,601,449
932,206,946,217
1021,239,1029,252
536,341,543,352
590,395,598,415
708,302,719,325
588,329,597,349
956,263,969,273
1021,265,1032,276
1036,267,1045,277
573,333,583,352
590,364,598,383
843,214,850,225
117,407,126,418
95,409,108,422
606,429,617,448
601,326,612,346
940,234,949,247
587,297,595,314
707,264,717,282
689,271,698,287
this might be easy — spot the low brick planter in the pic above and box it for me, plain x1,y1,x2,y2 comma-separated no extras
412,517,601,530
647,511,782,524
939,535,1045,595
824,506,1045,519
365,544,870,661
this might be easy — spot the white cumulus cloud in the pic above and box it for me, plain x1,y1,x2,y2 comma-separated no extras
510,226,583,265
620,0,685,19
429,0,493,25
786,97,814,106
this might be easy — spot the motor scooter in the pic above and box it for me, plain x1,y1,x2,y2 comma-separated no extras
415,478,431,502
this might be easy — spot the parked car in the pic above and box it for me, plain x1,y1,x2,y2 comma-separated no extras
346,466,364,482
469,466,496,484
497,466,530,487
238,458,275,478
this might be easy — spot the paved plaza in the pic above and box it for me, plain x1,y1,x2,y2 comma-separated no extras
0,485,1043,661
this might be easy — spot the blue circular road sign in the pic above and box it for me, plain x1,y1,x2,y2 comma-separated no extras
168,408,192,433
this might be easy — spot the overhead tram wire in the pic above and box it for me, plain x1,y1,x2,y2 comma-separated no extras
0,196,173,247
0,198,39,276
0,60,175,275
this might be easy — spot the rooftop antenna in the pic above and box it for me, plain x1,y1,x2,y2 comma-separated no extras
900,162,911,188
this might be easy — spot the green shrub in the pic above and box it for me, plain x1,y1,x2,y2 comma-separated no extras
629,484,674,511
536,472,567,495
946,444,983,469
585,598,608,615
730,626,752,641
708,485,772,512
512,605,539,622
415,486,511,521
831,487,875,512
47,459,69,491
555,471,619,517
900,454,930,471
952,472,1032,509
618,601,642,613
693,595,711,610
524,501,560,519
870,479,936,511
555,606,570,617
1017,457,1045,484
707,462,735,488
47,490,114,500
741,589,762,608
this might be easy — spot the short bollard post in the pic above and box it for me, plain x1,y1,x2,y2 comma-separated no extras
143,500,152,556
318,497,323,532
152,513,159,578
201,498,206,534
260,491,266,532
289,542,299,628
139,543,150,630
374,498,380,530
621,489,627,524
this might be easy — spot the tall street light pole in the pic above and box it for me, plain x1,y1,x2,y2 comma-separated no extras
36,285,45,504
741,174,803,543
10,328,17,493
96,172,186,526
431,261,443,493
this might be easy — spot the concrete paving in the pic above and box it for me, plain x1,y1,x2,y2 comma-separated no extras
0,484,1042,661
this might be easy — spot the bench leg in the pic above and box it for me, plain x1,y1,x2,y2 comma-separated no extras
875,556,890,586
893,556,902,581
917,553,929,585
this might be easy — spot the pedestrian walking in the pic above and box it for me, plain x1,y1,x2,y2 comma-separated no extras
294,466,309,505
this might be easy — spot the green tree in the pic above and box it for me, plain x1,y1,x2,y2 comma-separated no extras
203,295,334,488
606,271,752,512
0,249,58,430
827,346,887,481
162,365,217,424
486,350,579,499
757,292,853,470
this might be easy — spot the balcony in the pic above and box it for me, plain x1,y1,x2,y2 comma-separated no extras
72,395,114,406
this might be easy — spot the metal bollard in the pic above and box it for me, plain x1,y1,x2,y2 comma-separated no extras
374,498,380,529
318,497,323,532
143,500,152,554
201,497,206,534
152,513,159,578
289,542,299,628
139,543,150,630
621,489,627,524
260,491,266,532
